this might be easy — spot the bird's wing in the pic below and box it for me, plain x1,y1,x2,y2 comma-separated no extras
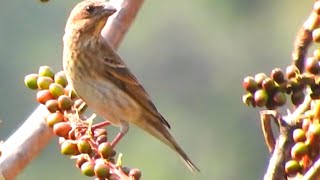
100,46,171,129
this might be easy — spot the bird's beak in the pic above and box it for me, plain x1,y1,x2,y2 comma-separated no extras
102,3,117,15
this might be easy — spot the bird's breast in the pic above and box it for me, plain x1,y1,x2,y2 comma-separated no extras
73,78,142,126
62,38,141,125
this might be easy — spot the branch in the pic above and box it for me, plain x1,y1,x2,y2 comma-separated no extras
263,115,297,180
292,11,319,72
0,0,144,179
103,0,144,50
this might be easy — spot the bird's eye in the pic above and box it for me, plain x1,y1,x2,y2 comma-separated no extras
85,5,95,14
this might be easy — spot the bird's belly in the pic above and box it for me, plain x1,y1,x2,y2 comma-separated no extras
72,78,141,126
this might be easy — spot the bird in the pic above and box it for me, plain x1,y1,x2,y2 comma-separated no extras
62,0,199,172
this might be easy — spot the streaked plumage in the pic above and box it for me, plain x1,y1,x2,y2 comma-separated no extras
63,0,199,172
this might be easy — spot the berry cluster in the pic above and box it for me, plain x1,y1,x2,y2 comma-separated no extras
285,100,320,176
284,100,320,176
242,64,320,109
24,66,141,180
241,1,320,178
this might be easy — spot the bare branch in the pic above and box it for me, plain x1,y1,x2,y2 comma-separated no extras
292,11,319,72
103,0,144,49
264,118,295,180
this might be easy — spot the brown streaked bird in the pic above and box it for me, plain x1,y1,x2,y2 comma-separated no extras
63,0,199,172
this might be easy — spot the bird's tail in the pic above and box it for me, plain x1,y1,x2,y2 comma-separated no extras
134,114,200,172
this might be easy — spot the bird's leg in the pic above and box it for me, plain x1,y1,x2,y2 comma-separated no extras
111,120,129,147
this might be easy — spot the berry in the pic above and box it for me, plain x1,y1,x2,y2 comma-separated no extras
61,140,80,156
38,65,54,79
81,162,95,177
37,90,54,104
46,112,64,127
24,74,38,90
54,71,68,87
98,142,113,159
53,122,72,138
254,89,268,107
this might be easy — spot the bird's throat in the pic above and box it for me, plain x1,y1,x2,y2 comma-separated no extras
93,19,107,37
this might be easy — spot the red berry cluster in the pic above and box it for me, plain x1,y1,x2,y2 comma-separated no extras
241,1,320,178
24,66,141,180
242,66,309,109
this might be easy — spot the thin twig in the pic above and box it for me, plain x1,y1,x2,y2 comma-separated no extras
0,0,144,179
287,94,312,125
260,110,277,153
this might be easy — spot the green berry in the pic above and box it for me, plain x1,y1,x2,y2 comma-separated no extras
37,76,53,90
291,142,308,160
24,74,38,90
61,140,79,156
49,83,65,98
98,142,113,159
94,163,110,178
285,160,300,175
38,66,54,78
81,162,95,177
77,139,92,154
293,128,306,143
242,93,254,107
54,71,68,87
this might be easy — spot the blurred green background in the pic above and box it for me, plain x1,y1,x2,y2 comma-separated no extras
0,0,314,179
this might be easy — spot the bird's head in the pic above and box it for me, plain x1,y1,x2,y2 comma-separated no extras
65,0,117,36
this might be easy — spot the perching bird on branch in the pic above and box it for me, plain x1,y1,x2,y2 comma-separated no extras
63,0,199,172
